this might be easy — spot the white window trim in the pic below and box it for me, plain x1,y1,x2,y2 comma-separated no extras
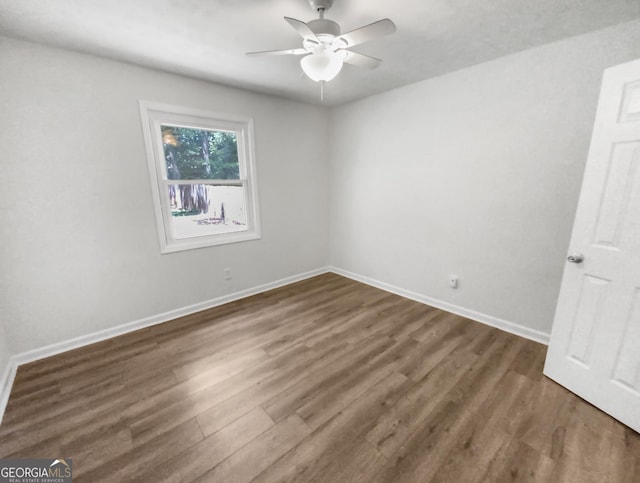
139,101,260,253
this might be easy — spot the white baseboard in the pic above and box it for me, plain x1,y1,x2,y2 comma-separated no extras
0,266,330,425
0,264,550,425
12,267,331,367
330,266,550,345
0,357,18,426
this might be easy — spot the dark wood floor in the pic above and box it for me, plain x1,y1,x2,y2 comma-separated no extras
0,273,638,482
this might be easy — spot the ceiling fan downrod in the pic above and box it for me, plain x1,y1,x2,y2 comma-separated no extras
309,0,334,16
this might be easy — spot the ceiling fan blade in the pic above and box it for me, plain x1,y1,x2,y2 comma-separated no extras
246,48,308,56
337,18,396,47
342,50,382,69
284,17,319,41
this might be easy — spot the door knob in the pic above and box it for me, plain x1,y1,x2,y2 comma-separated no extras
567,253,584,263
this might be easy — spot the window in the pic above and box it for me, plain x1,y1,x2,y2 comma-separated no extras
140,102,260,253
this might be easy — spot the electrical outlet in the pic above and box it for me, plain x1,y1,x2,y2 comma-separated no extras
224,268,232,280
449,275,458,289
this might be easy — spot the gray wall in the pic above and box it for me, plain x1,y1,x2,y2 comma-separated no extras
0,37,330,355
0,319,10,420
0,321,10,382
329,19,640,335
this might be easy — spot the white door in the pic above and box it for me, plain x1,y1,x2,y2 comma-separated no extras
544,58,640,433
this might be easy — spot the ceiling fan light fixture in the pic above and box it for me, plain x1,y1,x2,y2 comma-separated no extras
246,0,396,90
300,50,344,82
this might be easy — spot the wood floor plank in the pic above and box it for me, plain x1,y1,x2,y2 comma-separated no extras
478,438,552,483
132,406,274,482
368,335,527,482
295,335,435,431
74,417,203,481
387,304,440,341
366,331,517,459
192,414,310,483
0,369,178,456
512,377,578,458
308,439,387,483
426,371,533,482
171,346,269,382
195,341,352,438
253,371,411,483
261,333,395,423
1,273,637,483
546,398,633,483
365,344,479,457
66,428,133,477
399,315,486,382
127,343,315,446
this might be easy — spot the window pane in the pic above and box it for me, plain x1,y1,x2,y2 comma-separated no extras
168,184,247,239
161,125,240,180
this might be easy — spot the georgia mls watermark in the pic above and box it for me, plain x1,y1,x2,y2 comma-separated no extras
0,459,72,483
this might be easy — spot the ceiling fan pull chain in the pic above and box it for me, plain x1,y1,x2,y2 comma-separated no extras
320,80,325,102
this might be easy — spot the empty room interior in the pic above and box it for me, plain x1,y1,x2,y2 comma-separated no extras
1,0,640,481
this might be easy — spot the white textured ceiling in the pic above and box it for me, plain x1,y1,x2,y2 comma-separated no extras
1,0,639,106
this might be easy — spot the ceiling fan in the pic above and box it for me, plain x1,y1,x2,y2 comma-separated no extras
246,0,396,84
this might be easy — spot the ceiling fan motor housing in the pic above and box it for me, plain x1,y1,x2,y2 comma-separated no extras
308,18,341,37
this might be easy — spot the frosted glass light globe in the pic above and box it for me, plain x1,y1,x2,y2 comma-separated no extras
301,51,344,82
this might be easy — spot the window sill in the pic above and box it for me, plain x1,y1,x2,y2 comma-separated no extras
160,230,261,253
